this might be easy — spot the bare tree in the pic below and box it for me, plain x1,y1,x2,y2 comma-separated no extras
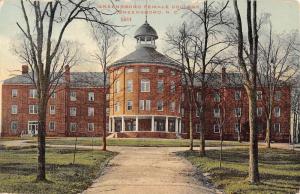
166,23,199,151
258,22,299,148
91,25,119,151
233,0,260,183
291,78,300,145
188,0,232,155
15,0,119,181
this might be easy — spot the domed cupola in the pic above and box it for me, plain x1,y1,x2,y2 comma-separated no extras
134,20,158,49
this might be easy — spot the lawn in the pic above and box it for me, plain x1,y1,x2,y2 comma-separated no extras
23,137,248,147
178,148,300,194
0,147,116,194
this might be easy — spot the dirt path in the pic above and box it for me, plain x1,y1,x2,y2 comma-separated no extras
83,147,218,194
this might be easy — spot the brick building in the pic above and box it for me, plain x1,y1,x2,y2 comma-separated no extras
1,65,106,137
1,21,291,142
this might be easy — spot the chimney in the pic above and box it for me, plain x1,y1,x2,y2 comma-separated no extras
22,65,28,74
64,65,70,84
221,66,226,83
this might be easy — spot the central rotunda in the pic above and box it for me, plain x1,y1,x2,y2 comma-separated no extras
107,20,183,138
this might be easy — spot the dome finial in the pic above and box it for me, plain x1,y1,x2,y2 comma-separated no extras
145,0,148,23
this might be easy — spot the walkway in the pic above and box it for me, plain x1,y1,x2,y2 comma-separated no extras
83,147,218,194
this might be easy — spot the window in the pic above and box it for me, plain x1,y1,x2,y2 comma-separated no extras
196,109,200,117
29,105,38,114
170,102,175,112
12,89,18,97
273,123,280,133
114,102,120,112
214,93,221,102
115,69,121,75
126,68,134,73
140,67,150,72
114,80,120,93
213,124,220,133
145,100,151,111
234,108,241,117
257,107,262,117
29,89,38,98
141,79,150,92
274,107,281,117
11,105,18,114
49,122,55,131
106,94,110,101
70,123,77,132
171,71,176,76
275,91,281,101
196,92,202,102
11,121,18,132
213,108,220,118
139,100,145,110
127,80,133,93
181,93,185,101
70,107,77,116
88,92,95,101
235,91,241,100
257,123,263,132
181,108,185,117
158,69,164,74
51,92,56,99
127,100,133,111
170,81,176,93
70,91,77,101
157,80,164,93
196,123,201,133
50,105,56,115
257,91,262,100
88,107,94,117
106,108,110,115
157,100,163,111
88,123,94,132
234,123,240,132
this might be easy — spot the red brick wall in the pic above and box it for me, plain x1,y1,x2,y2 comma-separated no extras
1,84,67,136
181,86,291,142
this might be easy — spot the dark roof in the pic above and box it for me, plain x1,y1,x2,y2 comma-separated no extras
134,21,158,39
111,47,180,68
3,72,106,87
70,72,105,87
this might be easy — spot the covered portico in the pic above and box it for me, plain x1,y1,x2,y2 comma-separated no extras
109,115,182,133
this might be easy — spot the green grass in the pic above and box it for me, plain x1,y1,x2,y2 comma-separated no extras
178,148,300,194
23,137,248,147
0,147,116,194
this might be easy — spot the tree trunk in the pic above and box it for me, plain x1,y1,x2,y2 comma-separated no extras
238,120,242,143
199,122,205,155
102,84,107,151
247,89,260,183
37,96,47,181
199,99,206,156
189,103,193,151
265,117,271,148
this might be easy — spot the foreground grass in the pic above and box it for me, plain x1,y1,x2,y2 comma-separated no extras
178,148,300,194
21,137,248,147
0,147,116,194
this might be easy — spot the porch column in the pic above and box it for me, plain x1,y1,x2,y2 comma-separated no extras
108,117,112,132
151,116,155,131
175,118,178,133
121,116,125,132
179,119,182,133
112,117,115,132
136,116,139,131
165,117,169,132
